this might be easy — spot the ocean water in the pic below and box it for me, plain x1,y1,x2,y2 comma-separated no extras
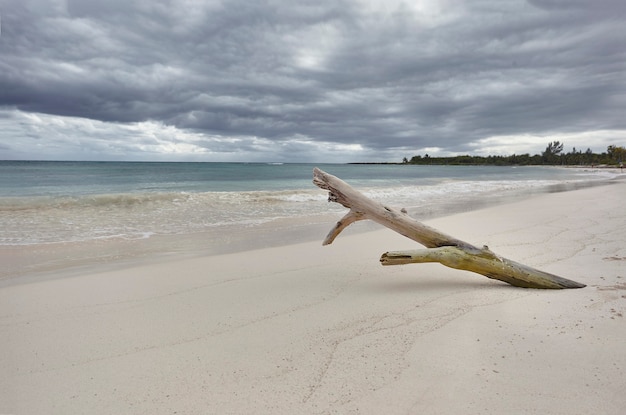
0,161,617,247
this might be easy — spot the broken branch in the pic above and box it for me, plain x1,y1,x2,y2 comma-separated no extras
313,167,585,289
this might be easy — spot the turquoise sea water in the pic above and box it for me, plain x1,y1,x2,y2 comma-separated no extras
0,161,617,247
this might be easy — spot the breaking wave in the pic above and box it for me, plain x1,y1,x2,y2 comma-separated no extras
0,177,602,245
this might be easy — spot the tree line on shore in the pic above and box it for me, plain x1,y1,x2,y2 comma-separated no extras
402,142,625,166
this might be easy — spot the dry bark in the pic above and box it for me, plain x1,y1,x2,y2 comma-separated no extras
313,167,585,289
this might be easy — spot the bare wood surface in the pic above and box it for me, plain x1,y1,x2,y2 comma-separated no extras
313,167,585,289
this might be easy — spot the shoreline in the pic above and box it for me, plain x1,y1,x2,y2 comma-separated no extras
2,179,626,413
1,175,621,286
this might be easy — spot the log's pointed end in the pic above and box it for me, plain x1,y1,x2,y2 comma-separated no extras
561,280,586,289
536,281,586,289
532,271,587,289
496,274,587,289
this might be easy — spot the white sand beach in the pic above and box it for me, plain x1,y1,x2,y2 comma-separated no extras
1,180,625,414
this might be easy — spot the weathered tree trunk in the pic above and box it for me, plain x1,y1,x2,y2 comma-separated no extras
313,167,585,289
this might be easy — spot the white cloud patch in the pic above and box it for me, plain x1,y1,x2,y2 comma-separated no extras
0,110,374,162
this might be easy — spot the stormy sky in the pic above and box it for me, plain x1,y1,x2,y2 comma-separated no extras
1,0,625,162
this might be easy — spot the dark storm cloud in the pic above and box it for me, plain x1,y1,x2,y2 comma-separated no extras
0,0,624,160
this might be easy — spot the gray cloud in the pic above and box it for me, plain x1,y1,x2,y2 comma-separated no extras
0,0,624,161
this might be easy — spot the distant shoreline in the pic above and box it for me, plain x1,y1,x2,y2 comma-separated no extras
349,162,624,169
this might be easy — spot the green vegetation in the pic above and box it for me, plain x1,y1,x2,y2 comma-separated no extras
402,142,626,166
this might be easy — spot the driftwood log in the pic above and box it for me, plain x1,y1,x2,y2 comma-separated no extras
313,168,585,289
